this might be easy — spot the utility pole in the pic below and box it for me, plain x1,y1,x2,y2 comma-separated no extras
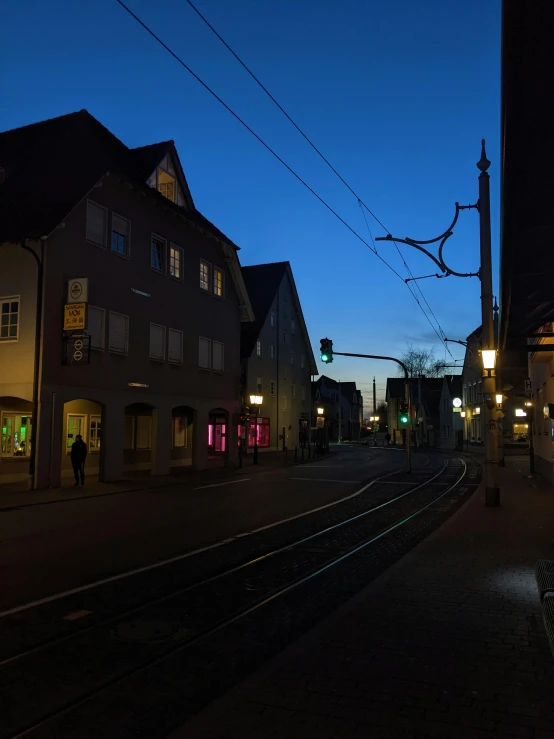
373,376,376,414
338,378,342,443
478,140,500,506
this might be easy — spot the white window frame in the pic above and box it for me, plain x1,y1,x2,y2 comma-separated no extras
0,295,20,342
168,328,183,364
213,340,224,373
66,414,86,453
89,414,102,452
86,199,107,248
270,380,276,397
111,213,130,258
108,311,129,355
213,266,225,298
88,306,105,351
149,323,166,361
200,260,211,291
169,244,183,281
151,233,166,273
256,339,262,357
199,336,211,369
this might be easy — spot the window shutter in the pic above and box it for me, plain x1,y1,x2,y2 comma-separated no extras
199,337,211,369
86,201,106,246
112,214,128,237
213,341,224,372
109,312,128,354
168,329,183,364
149,324,165,361
88,306,105,350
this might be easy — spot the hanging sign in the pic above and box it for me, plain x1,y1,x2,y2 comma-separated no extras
64,303,87,331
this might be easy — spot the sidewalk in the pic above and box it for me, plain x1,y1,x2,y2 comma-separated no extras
0,450,332,510
178,457,554,739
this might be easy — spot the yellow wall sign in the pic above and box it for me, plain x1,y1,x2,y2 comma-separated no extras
64,303,87,331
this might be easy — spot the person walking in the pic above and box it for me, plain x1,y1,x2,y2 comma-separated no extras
71,434,87,486
385,432,391,446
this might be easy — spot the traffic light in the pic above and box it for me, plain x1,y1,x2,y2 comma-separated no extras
320,337,333,363
399,403,409,425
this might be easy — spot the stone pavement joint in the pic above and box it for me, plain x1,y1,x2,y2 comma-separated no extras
174,458,554,739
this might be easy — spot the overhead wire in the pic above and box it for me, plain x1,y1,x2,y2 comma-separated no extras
115,0,453,353
183,0,455,357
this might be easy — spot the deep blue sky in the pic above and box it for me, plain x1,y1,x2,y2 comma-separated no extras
1,0,501,407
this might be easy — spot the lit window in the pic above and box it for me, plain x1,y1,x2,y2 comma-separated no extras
109,311,129,354
86,200,107,247
169,245,183,280
168,328,183,364
1,412,32,457
111,214,129,257
270,380,276,396
173,416,187,447
149,323,166,361
213,341,224,372
0,297,19,341
66,415,85,451
256,340,262,357
89,415,102,451
88,306,105,350
200,260,210,291
151,235,166,272
213,267,224,297
199,336,211,369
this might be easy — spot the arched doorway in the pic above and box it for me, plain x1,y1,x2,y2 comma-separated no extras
208,408,228,465
0,396,33,484
61,399,104,486
123,403,155,475
171,406,194,471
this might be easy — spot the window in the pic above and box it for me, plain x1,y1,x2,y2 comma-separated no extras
270,312,275,327
89,415,101,451
270,380,276,397
124,416,135,449
256,377,263,393
136,416,152,449
300,354,305,369
168,328,183,364
111,214,129,257
292,384,296,400
1,412,31,457
283,395,287,410
270,343,275,359
291,318,296,335
200,260,210,291
148,154,185,206
67,415,85,451
290,351,294,365
0,297,19,341
88,306,105,350
213,341,224,372
213,267,224,297
109,312,129,354
199,337,211,369
151,235,166,272
149,323,166,361
86,200,107,247
301,386,306,401
256,340,262,357
169,244,183,280
173,416,187,447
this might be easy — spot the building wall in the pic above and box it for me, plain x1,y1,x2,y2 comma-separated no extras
1,174,245,487
529,352,554,483
245,272,312,450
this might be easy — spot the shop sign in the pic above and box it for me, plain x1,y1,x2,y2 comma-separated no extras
67,278,89,304
64,303,87,331
64,334,91,365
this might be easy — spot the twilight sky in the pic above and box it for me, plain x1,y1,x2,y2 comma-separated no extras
1,0,501,408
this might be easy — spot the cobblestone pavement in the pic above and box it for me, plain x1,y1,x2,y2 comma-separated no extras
177,457,554,739
0,452,478,738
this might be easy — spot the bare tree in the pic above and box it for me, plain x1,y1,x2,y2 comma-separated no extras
396,343,445,378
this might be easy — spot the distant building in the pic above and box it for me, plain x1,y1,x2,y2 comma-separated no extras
241,262,317,451
0,110,254,488
438,375,463,450
312,376,363,442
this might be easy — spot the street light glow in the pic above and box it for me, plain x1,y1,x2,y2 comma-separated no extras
495,393,503,404
317,407,324,415
481,349,496,370
515,408,527,417
250,394,263,406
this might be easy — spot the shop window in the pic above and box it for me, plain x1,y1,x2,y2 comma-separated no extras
124,416,135,449
173,416,187,447
247,417,270,448
1,413,31,457
136,416,152,449
89,415,102,451
67,415,85,452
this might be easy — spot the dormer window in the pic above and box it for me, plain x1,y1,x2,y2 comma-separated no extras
146,154,185,206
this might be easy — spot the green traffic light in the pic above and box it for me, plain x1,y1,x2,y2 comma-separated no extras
321,353,329,362
400,415,408,424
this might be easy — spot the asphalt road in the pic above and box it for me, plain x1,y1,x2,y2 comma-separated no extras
1,444,416,610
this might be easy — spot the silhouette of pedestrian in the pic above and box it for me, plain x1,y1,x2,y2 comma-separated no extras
71,434,87,486
385,432,391,446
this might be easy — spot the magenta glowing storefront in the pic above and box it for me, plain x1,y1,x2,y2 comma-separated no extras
208,415,271,454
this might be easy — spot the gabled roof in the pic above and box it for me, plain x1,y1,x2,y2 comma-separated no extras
386,378,405,400
443,374,463,398
241,261,317,374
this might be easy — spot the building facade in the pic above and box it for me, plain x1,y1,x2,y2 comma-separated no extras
241,262,317,451
0,111,254,488
438,375,463,450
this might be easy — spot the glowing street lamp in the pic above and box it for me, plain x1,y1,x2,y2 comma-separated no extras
481,349,496,370
317,407,324,416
